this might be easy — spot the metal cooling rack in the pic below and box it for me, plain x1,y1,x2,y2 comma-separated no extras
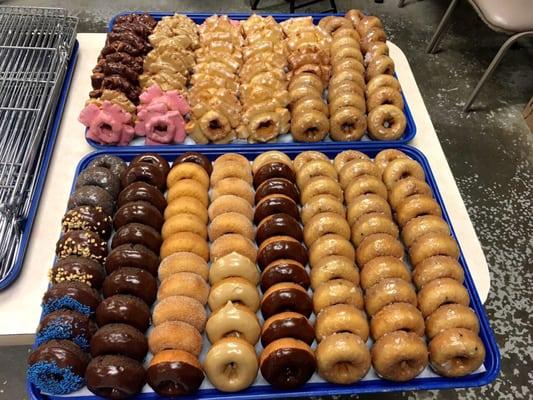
0,7,77,287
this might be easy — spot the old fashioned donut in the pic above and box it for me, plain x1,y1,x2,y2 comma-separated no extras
261,282,312,319
313,279,364,314
214,154,250,171
333,150,370,173
367,86,404,111
330,106,367,141
211,178,255,206
374,148,409,175
167,179,208,207
366,74,401,97
402,215,450,248
261,312,315,347
309,234,355,268
417,277,470,317
158,272,210,305
161,213,207,240
300,176,343,204
345,176,388,204
256,213,303,244
304,212,351,247
208,277,260,312
429,328,485,377
160,232,209,261
388,177,432,209
351,212,399,246
210,233,257,264
316,333,371,384
291,110,329,142
167,163,209,190
206,301,261,345
293,151,329,171
315,304,369,342
339,159,380,189
148,321,202,356
152,295,207,332
209,252,260,286
346,194,392,227
261,260,310,292
395,195,442,227
367,104,406,141
413,255,464,289
370,302,424,340
211,162,253,187
254,194,300,225
208,212,254,242
301,195,345,225
310,255,359,290
382,158,425,189
164,196,208,224
257,235,307,270
426,304,479,339
208,195,253,222
158,252,209,282
409,232,459,266
296,160,337,190
360,256,411,290
252,151,293,175
364,277,417,316
365,55,395,82
356,233,404,268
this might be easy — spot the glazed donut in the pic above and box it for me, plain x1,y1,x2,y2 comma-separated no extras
370,302,425,340
261,312,315,347
158,272,210,305
292,99,329,120
402,215,450,248
395,195,443,227
417,277,470,317
364,277,417,316
331,58,365,76
208,212,255,242
291,64,330,86
374,149,409,174
371,331,428,381
288,73,324,95
152,295,207,332
332,27,361,41
310,255,360,290
331,46,364,65
211,178,255,206
367,86,404,111
360,28,387,54
208,277,260,312
316,333,371,384
296,160,337,189
360,256,411,290
356,233,404,268
351,212,399,246
309,234,355,268
148,321,202,356
409,232,459,266
261,259,310,292
210,234,257,264
256,213,303,244
319,16,352,35
293,151,329,171
300,176,343,204
301,195,345,226
303,212,351,247
204,337,258,392
213,154,250,172
344,176,388,204
315,304,369,342
209,251,260,286
257,235,308,270
291,110,329,142
364,42,389,66
208,195,254,222
330,93,366,115
357,16,383,36
161,213,207,240
206,301,261,345
167,179,208,207
211,162,253,186
164,196,208,224
388,177,432,210
252,151,293,175
366,74,402,97
367,105,407,141
167,163,210,190
158,252,209,282
413,256,464,289
429,328,485,377
288,85,323,104
329,70,365,91
330,106,367,141
261,282,313,319
382,158,425,189
365,55,395,82
339,159,380,189
160,232,209,261
345,9,365,27
333,150,370,173
426,304,479,339
313,278,364,314
328,80,364,99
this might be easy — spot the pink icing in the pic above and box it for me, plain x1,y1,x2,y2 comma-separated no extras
79,101,135,146
135,84,190,145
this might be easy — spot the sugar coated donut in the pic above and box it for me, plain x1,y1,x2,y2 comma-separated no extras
211,161,253,186
158,252,209,282
206,301,261,345
211,178,255,206
213,154,250,171
370,302,424,340
158,272,210,305
152,295,207,332
167,179,208,207
417,277,470,317
148,321,202,356
315,304,369,342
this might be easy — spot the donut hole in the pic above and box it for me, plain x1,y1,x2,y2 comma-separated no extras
209,119,223,130
336,361,358,375
341,121,356,132
382,116,395,129
154,122,168,134
224,362,239,380
305,127,320,136
100,123,112,134
256,120,276,137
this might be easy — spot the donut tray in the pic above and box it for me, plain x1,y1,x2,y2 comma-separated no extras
85,12,416,149
27,144,499,400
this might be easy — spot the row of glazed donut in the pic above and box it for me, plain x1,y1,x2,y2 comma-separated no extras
383,150,485,378
146,153,212,397
295,151,372,385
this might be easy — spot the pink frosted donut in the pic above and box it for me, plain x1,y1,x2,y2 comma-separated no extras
79,101,135,146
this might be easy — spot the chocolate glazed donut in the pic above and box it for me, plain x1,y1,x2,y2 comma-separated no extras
257,236,308,270
261,312,315,347
102,267,157,305
256,213,303,244
105,244,159,276
261,283,312,319
255,178,300,204
90,323,148,361
173,152,213,176
131,153,170,177
254,195,300,225
121,163,166,191
118,182,167,213
111,223,162,254
113,201,164,231
253,162,296,189
261,260,310,291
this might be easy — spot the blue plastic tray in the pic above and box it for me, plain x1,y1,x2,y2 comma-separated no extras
0,41,79,291
27,144,499,399
85,12,417,149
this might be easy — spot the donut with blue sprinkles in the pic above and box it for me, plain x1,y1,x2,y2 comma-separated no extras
41,281,100,316
36,310,97,350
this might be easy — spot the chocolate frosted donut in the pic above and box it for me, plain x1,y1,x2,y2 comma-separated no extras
105,244,159,276
76,167,120,198
95,294,150,332
103,267,157,305
132,153,170,177
257,236,308,270
36,310,97,350
42,281,101,316
111,223,162,254
261,312,315,347
255,178,300,204
254,194,300,225
113,201,163,231
51,256,105,289
118,182,167,213
173,152,213,176
121,163,165,191
56,230,108,262
256,213,303,244
253,162,296,188
86,355,146,399
90,323,148,361
261,282,312,319
261,259,310,291
68,185,114,216
87,155,126,179
62,206,112,239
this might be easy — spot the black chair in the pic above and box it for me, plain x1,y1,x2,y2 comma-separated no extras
250,0,337,14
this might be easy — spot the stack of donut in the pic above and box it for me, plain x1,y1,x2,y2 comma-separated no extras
250,151,315,389
149,152,212,396
319,16,368,141
238,15,290,142
203,153,259,392
295,151,370,384
346,10,407,141
186,16,243,144
381,150,485,377
282,17,331,142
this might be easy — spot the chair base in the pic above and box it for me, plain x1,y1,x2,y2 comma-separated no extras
251,0,336,13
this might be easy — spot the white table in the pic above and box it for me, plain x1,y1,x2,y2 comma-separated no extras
0,34,491,345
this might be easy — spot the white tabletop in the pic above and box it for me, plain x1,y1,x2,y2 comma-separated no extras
0,33,491,345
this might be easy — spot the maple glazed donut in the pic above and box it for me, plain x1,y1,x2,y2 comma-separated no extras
205,302,261,345
208,277,261,312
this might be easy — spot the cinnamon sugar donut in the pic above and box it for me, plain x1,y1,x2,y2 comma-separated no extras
382,158,425,189
395,195,442,226
333,150,370,173
213,154,250,171
344,176,388,204
356,233,404,268
210,234,257,264
311,255,360,290
367,105,406,141
409,232,459,266
309,234,356,268
208,212,255,242
315,304,369,342
402,215,450,248
158,252,209,282
211,178,255,206
149,321,202,356
425,304,479,339
339,159,381,189
388,177,432,209
152,295,207,331
301,195,345,226
351,212,399,246
360,256,410,290
370,302,424,340
208,195,254,222
413,256,464,289
313,278,364,314
417,277,470,317
158,272,210,305
211,162,253,186
364,277,417,316
303,212,351,247
346,194,392,227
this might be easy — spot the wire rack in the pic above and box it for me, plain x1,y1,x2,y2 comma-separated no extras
0,7,77,286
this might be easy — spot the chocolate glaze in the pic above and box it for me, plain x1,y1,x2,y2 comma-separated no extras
51,256,105,289
255,178,300,204
104,244,159,276
90,323,147,361
260,346,316,389
28,340,89,376
102,267,157,305
76,167,120,198
68,185,114,216
85,355,146,399
261,316,315,347
253,162,296,188
257,239,308,270
121,163,165,191
38,310,97,344
260,261,310,291
62,206,112,239
95,294,150,332
131,153,170,177
261,287,313,319
111,223,162,254
113,201,163,231
254,195,300,225
43,281,101,313
147,361,204,396
173,152,212,176
87,155,127,179
256,213,303,244
56,230,108,262
115,13,157,29
118,182,167,213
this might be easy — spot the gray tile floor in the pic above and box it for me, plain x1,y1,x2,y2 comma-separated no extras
1,0,532,399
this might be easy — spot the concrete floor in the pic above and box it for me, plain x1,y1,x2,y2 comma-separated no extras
1,0,532,399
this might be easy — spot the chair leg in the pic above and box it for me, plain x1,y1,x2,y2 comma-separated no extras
426,0,460,54
290,0,295,13
329,0,337,13
251,0,260,9
464,31,533,111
